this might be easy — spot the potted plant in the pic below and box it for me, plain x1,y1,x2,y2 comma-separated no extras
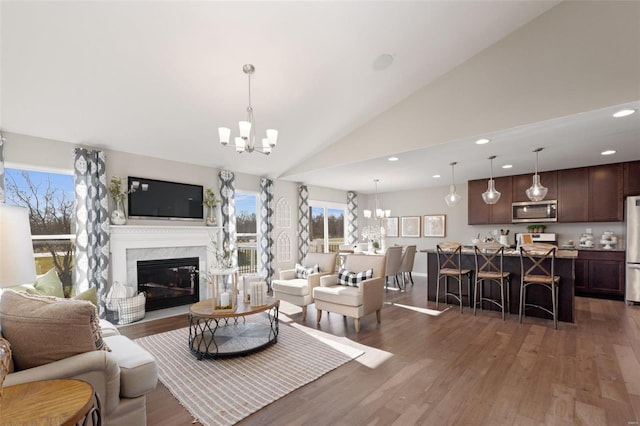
108,177,129,225
527,224,546,234
204,188,220,226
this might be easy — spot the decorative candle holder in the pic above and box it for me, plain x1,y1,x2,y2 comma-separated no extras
209,268,238,312
242,273,263,304
250,281,267,307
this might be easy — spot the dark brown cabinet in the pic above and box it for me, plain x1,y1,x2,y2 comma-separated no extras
624,161,640,196
512,171,557,203
575,250,625,299
558,167,589,222
468,176,512,225
589,163,623,221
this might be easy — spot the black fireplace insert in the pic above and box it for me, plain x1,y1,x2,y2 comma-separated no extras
137,257,199,311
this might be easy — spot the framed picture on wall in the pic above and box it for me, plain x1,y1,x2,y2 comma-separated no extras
423,214,446,237
401,216,421,238
382,217,399,237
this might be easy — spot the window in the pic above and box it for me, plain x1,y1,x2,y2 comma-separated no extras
5,167,75,296
235,191,258,273
309,201,346,253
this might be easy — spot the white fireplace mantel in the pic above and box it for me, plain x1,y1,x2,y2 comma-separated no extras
110,225,222,287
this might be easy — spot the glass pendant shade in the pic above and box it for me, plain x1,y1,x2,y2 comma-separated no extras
526,174,548,201
363,210,372,218
526,148,548,201
445,185,461,207
444,162,461,207
482,179,501,204
482,155,501,205
218,127,231,145
239,121,252,138
235,137,245,153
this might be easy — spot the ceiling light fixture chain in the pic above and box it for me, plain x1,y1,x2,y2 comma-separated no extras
218,64,278,155
445,161,461,207
526,147,548,201
482,155,501,205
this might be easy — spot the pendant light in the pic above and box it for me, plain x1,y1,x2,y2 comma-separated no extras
444,162,461,207
482,155,501,205
526,148,548,201
363,179,390,219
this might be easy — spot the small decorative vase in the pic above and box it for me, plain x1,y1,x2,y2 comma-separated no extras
367,241,374,253
206,206,218,226
111,199,127,225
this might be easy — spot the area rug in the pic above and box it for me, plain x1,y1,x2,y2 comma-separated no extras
135,318,362,426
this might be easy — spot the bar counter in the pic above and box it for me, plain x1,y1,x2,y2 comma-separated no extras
421,248,578,323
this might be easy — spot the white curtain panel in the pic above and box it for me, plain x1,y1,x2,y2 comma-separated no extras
218,170,237,265
259,178,275,289
73,148,109,317
347,191,358,245
0,135,5,204
298,185,309,261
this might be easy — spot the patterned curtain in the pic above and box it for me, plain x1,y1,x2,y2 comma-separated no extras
298,185,309,261
347,191,358,245
218,170,237,265
0,134,5,204
259,178,274,289
73,148,109,317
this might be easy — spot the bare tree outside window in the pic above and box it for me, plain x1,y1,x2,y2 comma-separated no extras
5,169,75,296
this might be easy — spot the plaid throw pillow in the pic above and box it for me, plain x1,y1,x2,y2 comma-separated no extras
295,263,320,279
338,268,374,287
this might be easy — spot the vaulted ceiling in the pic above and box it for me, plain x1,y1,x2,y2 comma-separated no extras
2,1,639,194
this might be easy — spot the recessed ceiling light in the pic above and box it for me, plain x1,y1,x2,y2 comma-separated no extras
388,156,399,162
373,54,394,71
475,138,490,145
432,174,441,178
613,109,635,118
502,164,513,169
601,150,616,156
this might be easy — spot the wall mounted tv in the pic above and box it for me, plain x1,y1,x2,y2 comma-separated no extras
127,177,203,220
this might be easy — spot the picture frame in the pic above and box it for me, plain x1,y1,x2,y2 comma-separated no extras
423,214,446,238
401,216,421,238
382,217,399,238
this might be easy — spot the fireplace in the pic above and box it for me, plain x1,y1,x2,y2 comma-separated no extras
137,257,200,311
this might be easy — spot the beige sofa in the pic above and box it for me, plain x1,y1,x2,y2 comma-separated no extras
2,319,158,425
313,254,386,333
272,252,338,320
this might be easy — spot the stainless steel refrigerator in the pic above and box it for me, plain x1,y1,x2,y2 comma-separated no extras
626,195,640,304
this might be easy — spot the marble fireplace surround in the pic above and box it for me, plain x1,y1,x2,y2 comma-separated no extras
110,225,221,300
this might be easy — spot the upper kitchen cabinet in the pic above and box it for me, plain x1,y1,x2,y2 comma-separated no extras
624,160,640,196
589,163,623,221
468,176,512,225
512,171,557,203
558,167,589,222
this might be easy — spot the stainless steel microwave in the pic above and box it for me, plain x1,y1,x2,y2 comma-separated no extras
512,200,558,223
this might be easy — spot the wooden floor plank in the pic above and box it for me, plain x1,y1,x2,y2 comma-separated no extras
117,277,640,425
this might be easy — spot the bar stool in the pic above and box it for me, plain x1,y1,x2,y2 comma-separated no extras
519,243,560,329
436,242,473,313
473,242,511,320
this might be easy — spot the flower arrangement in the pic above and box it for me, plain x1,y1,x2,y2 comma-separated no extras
108,177,129,203
361,225,381,245
208,238,235,271
204,188,220,209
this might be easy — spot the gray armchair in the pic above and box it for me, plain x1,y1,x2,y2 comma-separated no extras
313,254,386,333
272,252,337,320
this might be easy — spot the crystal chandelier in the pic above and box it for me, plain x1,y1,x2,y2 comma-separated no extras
218,64,278,154
482,155,501,205
364,179,390,219
526,148,548,201
444,162,461,207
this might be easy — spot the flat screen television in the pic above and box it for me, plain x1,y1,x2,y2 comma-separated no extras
127,176,203,220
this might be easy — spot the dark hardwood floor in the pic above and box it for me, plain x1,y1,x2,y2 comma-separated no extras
118,277,640,425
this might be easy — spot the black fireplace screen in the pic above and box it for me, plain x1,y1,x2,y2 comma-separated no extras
137,257,199,311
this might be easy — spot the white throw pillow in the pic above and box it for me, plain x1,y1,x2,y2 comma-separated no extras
106,281,135,310
116,292,146,325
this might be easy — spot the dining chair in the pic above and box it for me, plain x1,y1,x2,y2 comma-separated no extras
436,242,473,313
519,243,560,329
384,246,403,292
473,242,511,320
398,245,417,288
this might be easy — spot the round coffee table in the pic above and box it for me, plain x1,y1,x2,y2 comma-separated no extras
188,297,279,359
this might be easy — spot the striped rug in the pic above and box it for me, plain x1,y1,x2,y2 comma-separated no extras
136,316,361,426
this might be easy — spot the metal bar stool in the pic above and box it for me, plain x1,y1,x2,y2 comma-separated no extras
436,242,473,313
519,243,560,329
473,242,511,320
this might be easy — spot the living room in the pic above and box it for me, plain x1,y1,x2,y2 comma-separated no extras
1,1,639,425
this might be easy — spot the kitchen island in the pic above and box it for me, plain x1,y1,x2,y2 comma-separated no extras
421,248,578,323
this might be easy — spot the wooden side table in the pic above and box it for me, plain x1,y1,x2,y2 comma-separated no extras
0,379,101,425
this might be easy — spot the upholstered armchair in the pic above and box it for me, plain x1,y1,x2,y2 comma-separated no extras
272,252,338,320
313,254,386,333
